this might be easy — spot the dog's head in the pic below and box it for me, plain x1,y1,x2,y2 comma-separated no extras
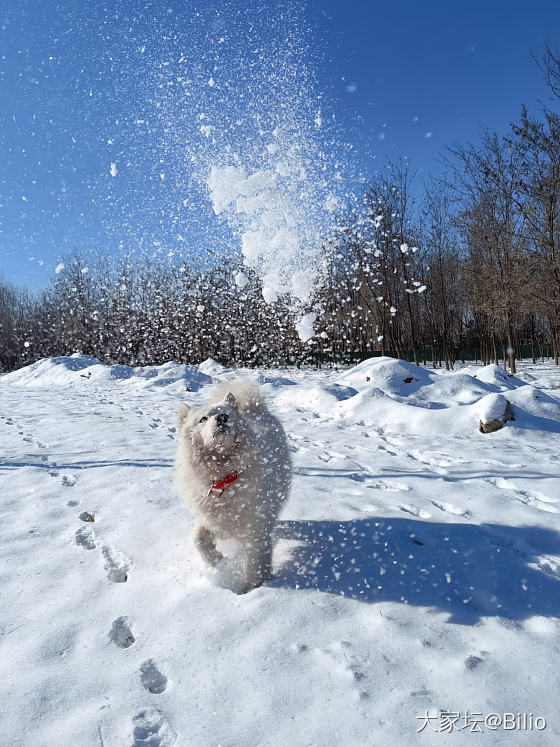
177,391,243,462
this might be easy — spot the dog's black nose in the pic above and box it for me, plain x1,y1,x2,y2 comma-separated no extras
216,413,229,426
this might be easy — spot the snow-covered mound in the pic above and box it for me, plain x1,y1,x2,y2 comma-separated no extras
275,382,357,413
507,385,560,427
335,356,435,395
459,362,525,390
273,357,560,436
336,359,522,406
1,354,213,393
197,357,232,379
338,379,559,435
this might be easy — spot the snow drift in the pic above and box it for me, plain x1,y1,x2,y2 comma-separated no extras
1,353,226,394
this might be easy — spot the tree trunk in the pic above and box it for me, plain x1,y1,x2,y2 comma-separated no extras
506,315,516,374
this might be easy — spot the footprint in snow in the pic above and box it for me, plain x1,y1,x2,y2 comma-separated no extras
314,641,370,701
399,504,432,519
131,709,176,746
368,479,409,493
79,511,96,523
61,474,78,487
140,659,168,694
102,546,131,583
487,478,560,513
520,490,560,514
487,476,516,490
411,688,433,698
535,554,560,580
465,655,485,670
531,493,560,505
109,617,136,648
431,500,472,518
75,526,96,550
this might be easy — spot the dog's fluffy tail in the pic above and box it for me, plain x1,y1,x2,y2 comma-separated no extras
207,377,266,413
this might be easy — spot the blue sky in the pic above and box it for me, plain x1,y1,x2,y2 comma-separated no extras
1,0,559,290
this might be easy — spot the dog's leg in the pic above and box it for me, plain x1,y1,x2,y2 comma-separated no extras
192,524,223,567
242,534,273,592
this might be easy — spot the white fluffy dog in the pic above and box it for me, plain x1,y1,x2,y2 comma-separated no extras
174,378,291,592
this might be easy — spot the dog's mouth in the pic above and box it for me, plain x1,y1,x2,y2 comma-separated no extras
207,428,235,457
212,423,231,439
210,412,232,439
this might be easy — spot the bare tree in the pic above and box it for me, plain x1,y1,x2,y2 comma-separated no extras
445,133,528,373
421,179,464,369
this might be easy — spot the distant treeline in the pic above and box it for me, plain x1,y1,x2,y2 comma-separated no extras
2,47,560,374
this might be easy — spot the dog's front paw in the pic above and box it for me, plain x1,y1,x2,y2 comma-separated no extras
208,555,272,594
212,556,247,594
238,580,258,594
240,569,272,594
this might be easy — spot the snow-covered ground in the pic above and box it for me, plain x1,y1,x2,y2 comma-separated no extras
1,354,560,746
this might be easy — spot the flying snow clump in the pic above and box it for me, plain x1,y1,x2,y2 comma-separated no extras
295,312,317,343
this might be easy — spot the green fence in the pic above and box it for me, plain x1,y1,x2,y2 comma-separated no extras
303,343,556,367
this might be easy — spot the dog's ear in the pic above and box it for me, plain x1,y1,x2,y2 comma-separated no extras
177,402,190,428
224,392,237,408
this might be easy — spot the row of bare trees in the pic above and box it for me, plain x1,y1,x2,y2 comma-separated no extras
0,254,308,370
317,45,560,374
1,47,560,373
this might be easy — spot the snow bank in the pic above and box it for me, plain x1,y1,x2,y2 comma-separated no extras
325,357,560,435
6,356,560,437
197,358,232,379
1,354,213,393
459,363,524,390
275,382,357,415
507,385,560,424
336,356,434,395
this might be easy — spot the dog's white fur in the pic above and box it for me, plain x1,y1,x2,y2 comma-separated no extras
174,378,291,592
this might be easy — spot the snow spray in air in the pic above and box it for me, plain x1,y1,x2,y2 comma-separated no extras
98,2,347,341
198,2,343,340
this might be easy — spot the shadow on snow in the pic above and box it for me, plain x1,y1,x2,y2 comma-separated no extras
0,458,172,471
294,466,559,483
271,517,560,624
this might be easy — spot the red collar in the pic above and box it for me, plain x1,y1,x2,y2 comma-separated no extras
207,471,239,497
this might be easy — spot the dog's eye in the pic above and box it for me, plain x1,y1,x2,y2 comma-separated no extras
199,416,208,423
